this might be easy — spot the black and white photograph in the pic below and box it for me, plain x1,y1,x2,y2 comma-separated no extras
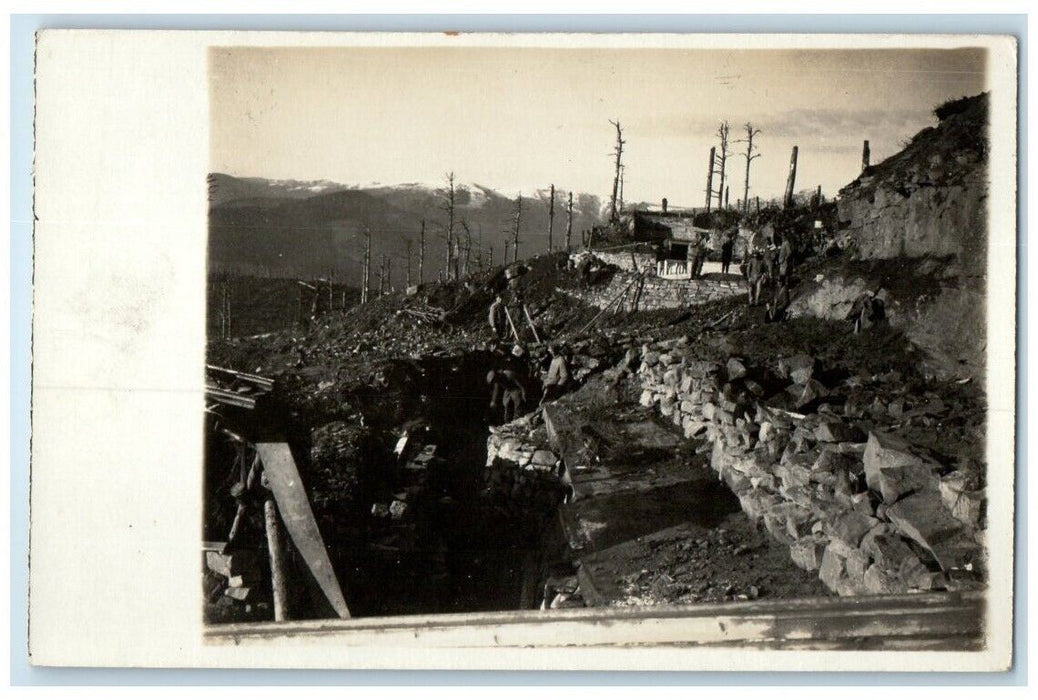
200,39,1011,646
27,29,1018,670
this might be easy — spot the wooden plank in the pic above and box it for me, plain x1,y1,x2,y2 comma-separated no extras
206,591,983,651
255,442,351,619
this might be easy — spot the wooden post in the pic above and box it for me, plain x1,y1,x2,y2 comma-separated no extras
264,498,290,622
418,219,425,284
565,191,573,251
502,304,522,345
522,304,542,343
547,184,555,252
783,145,799,209
705,146,715,212
862,140,871,172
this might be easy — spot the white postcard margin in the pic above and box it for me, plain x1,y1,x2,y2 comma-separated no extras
28,30,1017,670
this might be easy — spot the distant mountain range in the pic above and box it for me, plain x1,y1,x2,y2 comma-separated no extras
208,173,605,283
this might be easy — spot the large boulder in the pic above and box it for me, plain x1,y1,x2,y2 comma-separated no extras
885,490,970,570
862,431,939,504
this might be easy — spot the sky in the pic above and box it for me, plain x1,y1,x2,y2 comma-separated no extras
210,45,986,206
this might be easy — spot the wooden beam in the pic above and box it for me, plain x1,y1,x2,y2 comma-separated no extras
205,591,983,653
255,442,350,619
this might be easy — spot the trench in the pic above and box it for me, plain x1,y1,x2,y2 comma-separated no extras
325,350,567,618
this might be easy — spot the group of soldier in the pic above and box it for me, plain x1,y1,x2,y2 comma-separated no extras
744,230,795,322
486,270,572,425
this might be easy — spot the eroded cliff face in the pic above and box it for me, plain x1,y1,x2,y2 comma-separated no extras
805,93,991,380
837,93,989,278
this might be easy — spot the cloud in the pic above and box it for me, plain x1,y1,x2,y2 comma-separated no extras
635,107,932,144
757,107,932,141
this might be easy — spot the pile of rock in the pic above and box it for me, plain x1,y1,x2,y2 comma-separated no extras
203,548,270,619
485,413,568,515
634,339,986,596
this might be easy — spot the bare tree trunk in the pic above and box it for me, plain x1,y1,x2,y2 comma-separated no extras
361,228,371,304
444,172,455,281
386,257,392,293
547,184,555,252
618,166,625,214
418,219,425,284
565,191,573,251
461,222,472,277
406,240,413,287
504,241,510,264
740,123,761,214
716,121,730,211
784,145,799,209
512,193,522,264
705,147,715,213
608,120,624,223
378,255,386,296
862,140,871,172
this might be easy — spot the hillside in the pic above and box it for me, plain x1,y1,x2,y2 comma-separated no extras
208,174,604,280
800,92,991,380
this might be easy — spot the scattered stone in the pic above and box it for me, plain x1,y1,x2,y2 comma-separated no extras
863,564,908,595
777,354,815,381
726,357,748,380
814,420,866,444
829,509,877,547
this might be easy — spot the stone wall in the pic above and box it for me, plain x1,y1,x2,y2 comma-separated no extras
485,413,568,516
588,250,656,274
633,337,985,596
562,271,745,312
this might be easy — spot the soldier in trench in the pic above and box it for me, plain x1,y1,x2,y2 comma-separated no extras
540,343,571,405
720,228,736,275
745,251,767,307
487,368,527,424
847,290,888,333
488,295,507,339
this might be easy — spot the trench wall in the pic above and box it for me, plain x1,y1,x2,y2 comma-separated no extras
484,415,567,515
633,338,986,597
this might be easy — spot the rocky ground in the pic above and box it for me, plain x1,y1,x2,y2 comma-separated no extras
205,239,987,621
